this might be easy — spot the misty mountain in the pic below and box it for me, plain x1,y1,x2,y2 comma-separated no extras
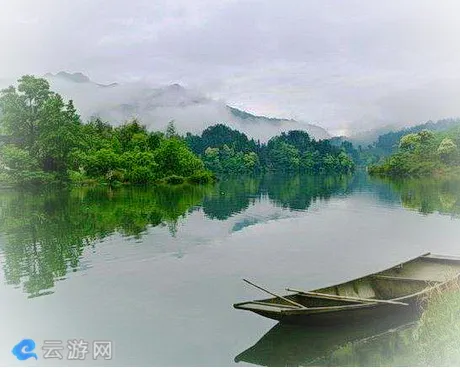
347,124,403,147
372,118,460,154
343,118,460,149
45,72,119,88
41,72,330,142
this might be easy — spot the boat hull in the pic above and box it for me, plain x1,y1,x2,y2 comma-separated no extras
234,253,460,325
251,295,422,325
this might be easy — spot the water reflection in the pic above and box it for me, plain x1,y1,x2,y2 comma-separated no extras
1,173,460,300
202,174,353,219
387,178,460,217
235,310,420,367
0,184,210,298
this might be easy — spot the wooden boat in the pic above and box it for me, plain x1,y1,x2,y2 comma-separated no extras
234,253,460,325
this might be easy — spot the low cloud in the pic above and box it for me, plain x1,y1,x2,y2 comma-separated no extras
2,0,460,135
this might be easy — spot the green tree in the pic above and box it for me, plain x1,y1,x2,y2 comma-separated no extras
35,97,83,173
165,120,178,138
338,151,355,173
243,152,260,172
0,76,52,151
203,147,222,173
437,138,458,164
0,144,37,171
115,120,147,152
267,142,300,171
154,138,204,177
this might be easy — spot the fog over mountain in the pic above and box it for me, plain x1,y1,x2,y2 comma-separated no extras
41,72,330,141
3,1,460,137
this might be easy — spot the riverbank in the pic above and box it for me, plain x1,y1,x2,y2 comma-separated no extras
322,278,460,366
414,277,460,365
368,128,460,179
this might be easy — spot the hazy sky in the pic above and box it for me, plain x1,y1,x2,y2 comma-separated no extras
2,0,460,135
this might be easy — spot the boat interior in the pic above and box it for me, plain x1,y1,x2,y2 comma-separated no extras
236,254,460,310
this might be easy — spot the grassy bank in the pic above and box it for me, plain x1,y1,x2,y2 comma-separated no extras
413,278,460,366
317,278,460,366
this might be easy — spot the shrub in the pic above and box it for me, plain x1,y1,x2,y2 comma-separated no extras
186,170,216,184
413,278,460,365
13,170,57,186
163,175,185,185
125,166,155,184
68,169,87,183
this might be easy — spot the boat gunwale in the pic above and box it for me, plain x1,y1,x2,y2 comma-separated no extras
234,252,460,315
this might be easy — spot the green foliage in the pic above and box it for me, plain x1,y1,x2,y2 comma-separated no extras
0,184,212,297
377,176,460,216
186,170,216,184
37,98,84,173
399,133,420,151
82,148,120,177
267,141,300,171
67,169,88,184
353,118,460,167
165,120,178,138
0,144,38,171
0,75,210,187
370,129,460,178
437,137,458,164
414,282,460,366
154,138,204,177
0,76,52,150
125,166,154,184
9,170,57,186
185,124,259,155
163,175,186,185
189,126,355,175
0,144,55,185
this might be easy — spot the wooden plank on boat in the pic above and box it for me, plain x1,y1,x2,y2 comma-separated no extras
286,288,409,306
373,275,438,282
243,279,306,309
247,301,299,309
422,254,460,262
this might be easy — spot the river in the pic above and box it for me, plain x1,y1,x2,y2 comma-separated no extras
1,172,459,366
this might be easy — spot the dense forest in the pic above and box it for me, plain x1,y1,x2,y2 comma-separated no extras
368,127,460,178
185,124,355,175
7,75,460,185
0,75,215,186
0,75,356,186
346,118,460,166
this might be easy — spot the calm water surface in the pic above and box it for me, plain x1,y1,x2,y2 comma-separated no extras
1,173,459,366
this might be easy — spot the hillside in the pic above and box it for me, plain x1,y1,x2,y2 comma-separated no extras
371,118,460,156
40,72,330,142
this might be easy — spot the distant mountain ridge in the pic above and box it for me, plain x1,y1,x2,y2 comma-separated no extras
340,118,460,149
40,71,330,142
372,118,460,154
227,106,295,123
45,71,119,88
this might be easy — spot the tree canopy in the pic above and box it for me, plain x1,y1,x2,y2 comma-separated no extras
369,129,460,178
186,126,355,175
0,76,214,186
